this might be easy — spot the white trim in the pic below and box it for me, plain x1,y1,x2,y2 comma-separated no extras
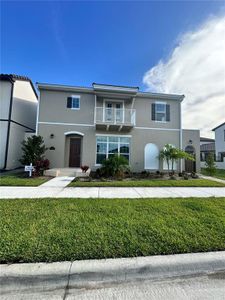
64,131,84,136
35,98,40,135
135,126,180,132
38,121,95,127
95,133,132,137
179,102,183,172
93,83,138,93
94,94,97,123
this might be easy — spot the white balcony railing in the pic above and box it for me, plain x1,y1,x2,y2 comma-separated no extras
95,107,136,126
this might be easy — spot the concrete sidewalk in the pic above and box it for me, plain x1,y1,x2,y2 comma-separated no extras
0,186,225,199
0,176,225,199
1,251,225,299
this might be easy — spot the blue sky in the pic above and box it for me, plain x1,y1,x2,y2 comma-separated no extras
1,1,223,89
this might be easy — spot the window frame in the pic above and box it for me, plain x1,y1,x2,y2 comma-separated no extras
155,101,167,123
71,95,80,110
95,135,131,166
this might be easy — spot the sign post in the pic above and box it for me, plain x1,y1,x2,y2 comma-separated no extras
24,163,35,177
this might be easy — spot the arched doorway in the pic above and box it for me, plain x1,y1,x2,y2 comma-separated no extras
144,143,159,170
64,132,84,167
185,145,196,172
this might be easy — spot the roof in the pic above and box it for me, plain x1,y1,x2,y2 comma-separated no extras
200,142,215,152
200,137,215,142
212,122,225,131
0,74,38,98
37,82,184,101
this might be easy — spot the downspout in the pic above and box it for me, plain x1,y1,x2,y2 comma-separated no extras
35,87,40,135
179,95,185,172
3,80,14,169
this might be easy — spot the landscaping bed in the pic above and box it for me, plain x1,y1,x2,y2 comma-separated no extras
201,168,225,180
69,178,225,187
0,173,51,186
0,197,225,263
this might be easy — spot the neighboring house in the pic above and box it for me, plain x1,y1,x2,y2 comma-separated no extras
200,137,215,162
212,122,225,163
36,82,200,174
0,74,38,170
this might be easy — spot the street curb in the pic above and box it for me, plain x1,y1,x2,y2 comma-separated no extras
1,251,225,293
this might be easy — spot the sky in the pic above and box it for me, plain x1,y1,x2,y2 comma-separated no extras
1,1,225,137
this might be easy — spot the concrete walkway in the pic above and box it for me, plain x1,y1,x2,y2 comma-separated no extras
1,251,225,299
0,176,225,199
200,174,225,184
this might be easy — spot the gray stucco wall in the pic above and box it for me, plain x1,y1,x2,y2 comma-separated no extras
182,129,200,172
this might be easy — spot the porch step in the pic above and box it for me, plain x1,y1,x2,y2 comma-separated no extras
44,168,90,177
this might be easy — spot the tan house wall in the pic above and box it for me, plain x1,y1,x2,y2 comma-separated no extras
37,86,200,173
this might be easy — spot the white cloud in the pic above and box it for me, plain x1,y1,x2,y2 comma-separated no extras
143,15,225,138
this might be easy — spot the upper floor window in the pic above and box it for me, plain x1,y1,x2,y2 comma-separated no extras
152,102,170,122
67,95,80,110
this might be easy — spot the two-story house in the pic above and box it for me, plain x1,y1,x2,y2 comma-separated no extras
212,122,225,166
36,82,200,175
0,74,38,170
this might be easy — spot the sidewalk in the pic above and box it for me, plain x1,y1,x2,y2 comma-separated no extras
0,176,225,199
0,186,225,199
1,251,225,299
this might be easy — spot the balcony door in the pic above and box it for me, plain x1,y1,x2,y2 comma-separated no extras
105,101,123,123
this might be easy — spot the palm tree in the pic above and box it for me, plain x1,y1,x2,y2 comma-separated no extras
160,144,194,173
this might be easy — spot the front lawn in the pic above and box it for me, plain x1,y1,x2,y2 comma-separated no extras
0,174,50,186
69,179,225,187
201,168,225,180
0,197,224,263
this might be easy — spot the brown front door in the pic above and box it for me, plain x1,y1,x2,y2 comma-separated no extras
69,138,81,167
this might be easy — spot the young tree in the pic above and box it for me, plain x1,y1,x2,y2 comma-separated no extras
205,153,217,176
19,135,47,165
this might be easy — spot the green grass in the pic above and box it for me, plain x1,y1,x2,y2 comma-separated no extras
0,197,225,263
201,168,225,180
0,175,50,186
69,179,225,187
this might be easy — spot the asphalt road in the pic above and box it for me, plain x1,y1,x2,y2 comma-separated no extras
1,271,225,300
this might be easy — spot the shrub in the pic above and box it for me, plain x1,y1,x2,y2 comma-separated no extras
100,155,130,178
35,159,50,176
20,135,47,165
205,153,217,176
19,135,49,176
81,165,89,173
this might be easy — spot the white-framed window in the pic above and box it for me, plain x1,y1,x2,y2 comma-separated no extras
155,102,166,122
67,95,80,110
71,95,80,110
96,135,130,165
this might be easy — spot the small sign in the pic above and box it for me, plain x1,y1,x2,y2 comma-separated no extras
24,163,35,177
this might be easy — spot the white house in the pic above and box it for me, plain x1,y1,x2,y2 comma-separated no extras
212,122,225,169
0,74,38,170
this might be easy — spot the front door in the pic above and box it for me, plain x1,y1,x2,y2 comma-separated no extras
69,138,81,167
185,145,196,172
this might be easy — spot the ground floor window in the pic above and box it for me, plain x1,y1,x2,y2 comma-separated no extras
96,135,130,164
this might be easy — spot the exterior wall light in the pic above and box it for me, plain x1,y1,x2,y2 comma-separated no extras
50,134,54,139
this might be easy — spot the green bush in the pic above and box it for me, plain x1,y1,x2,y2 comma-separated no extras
100,154,130,178
205,153,217,176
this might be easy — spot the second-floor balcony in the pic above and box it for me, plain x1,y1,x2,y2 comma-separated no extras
95,107,136,131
